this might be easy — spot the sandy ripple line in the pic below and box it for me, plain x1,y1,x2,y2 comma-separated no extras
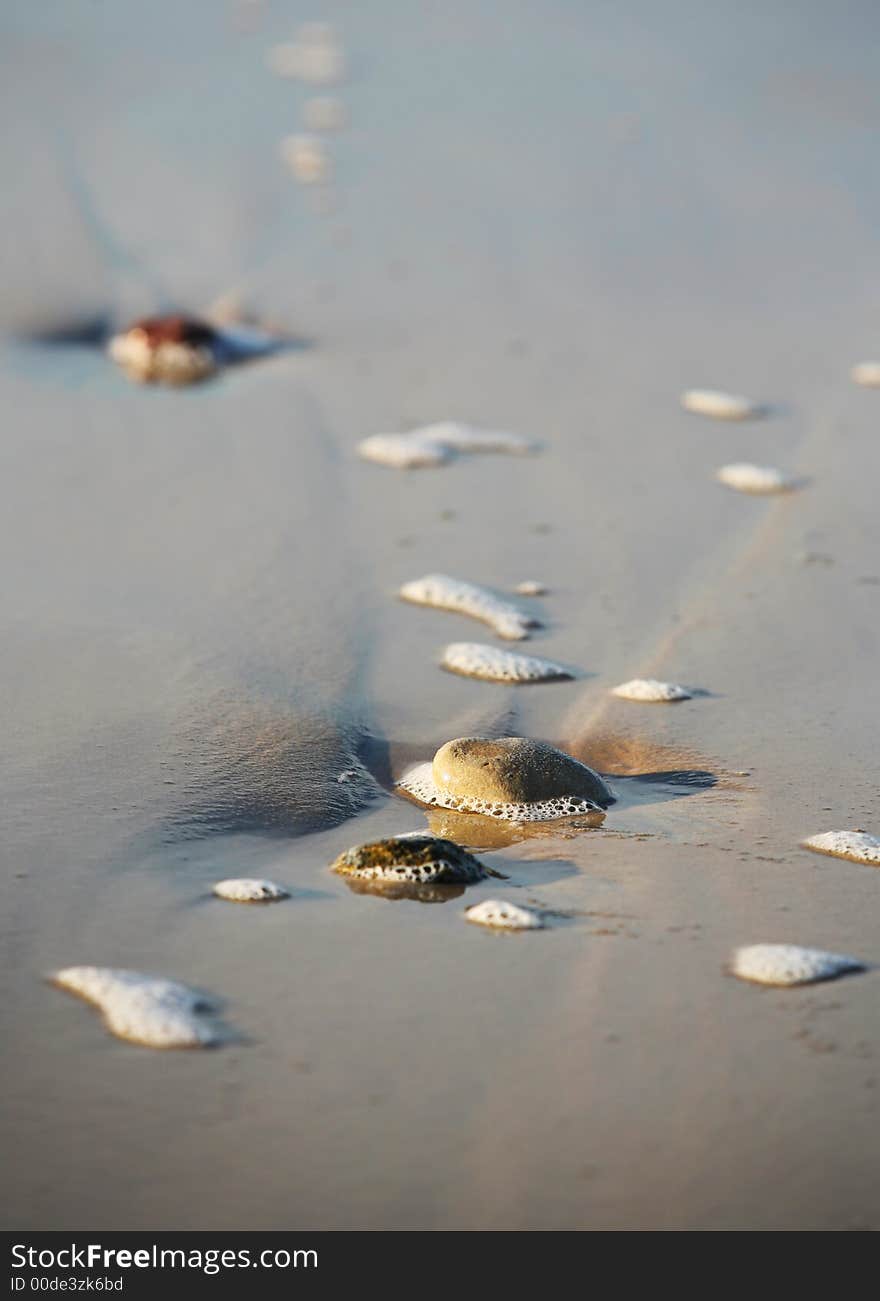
802,830,880,866
442,642,572,683
730,944,865,987
51,967,223,1048
681,389,762,420
400,575,540,640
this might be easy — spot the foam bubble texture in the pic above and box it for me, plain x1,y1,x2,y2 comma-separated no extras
731,944,865,987
52,967,220,1048
397,762,602,822
716,463,792,494
611,678,692,702
332,835,488,884
213,878,289,902
681,389,760,420
442,642,571,683
802,830,880,866
400,575,539,640
465,899,544,930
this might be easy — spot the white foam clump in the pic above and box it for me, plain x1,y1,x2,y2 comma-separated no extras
681,389,761,420
358,432,452,469
400,575,539,641
397,762,601,823
850,361,880,388
442,642,572,683
611,678,692,702
731,944,864,987
465,899,544,931
357,422,534,470
802,830,880,866
280,134,331,184
716,463,793,494
515,580,547,596
213,878,289,903
267,24,346,84
52,967,219,1048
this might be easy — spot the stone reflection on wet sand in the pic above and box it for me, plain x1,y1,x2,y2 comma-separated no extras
340,876,468,905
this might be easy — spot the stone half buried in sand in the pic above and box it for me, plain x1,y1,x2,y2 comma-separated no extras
213,878,289,902
51,967,225,1048
441,642,573,684
397,737,614,822
399,575,540,641
464,899,544,931
802,830,880,866
729,944,865,987
331,835,497,888
108,316,219,385
611,678,692,703
108,314,285,386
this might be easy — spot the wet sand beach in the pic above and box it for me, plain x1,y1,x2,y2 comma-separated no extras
2,2,880,1230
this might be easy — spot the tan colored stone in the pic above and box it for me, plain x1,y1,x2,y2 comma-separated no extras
431,737,613,808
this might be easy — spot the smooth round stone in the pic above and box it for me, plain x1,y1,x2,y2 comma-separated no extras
432,737,613,809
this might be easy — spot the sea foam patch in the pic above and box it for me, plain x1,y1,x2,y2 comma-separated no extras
51,967,222,1048
398,737,612,823
331,835,493,885
464,899,544,930
802,830,880,866
611,678,692,703
280,134,331,184
681,389,762,420
358,432,452,469
442,642,572,683
716,463,794,494
730,944,865,987
400,575,539,640
213,878,289,902
357,422,534,469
